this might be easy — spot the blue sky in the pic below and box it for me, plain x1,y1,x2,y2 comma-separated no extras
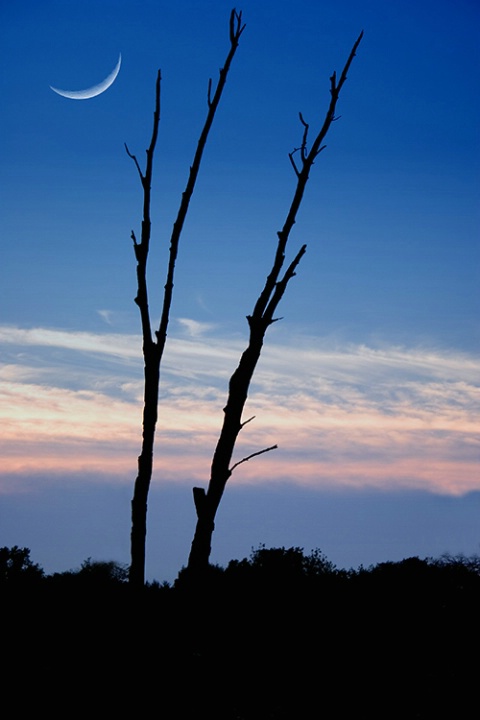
1,0,479,582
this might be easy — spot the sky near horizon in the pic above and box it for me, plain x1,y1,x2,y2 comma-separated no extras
1,0,479,581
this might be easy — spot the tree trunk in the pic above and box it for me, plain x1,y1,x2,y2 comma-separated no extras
187,30,363,575
129,350,159,587
126,10,245,586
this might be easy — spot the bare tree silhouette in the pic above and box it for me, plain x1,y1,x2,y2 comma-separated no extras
187,30,363,574
126,9,245,587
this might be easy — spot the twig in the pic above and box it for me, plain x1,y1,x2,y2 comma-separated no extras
240,415,256,429
124,143,145,183
230,445,278,474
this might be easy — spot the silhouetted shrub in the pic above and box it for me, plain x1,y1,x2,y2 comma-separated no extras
77,557,129,583
3,544,480,719
223,545,343,595
47,557,128,591
428,551,480,576
0,546,44,585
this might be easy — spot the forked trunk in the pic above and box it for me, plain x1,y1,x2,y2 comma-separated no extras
187,30,363,575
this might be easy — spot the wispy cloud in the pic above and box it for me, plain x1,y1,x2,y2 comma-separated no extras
176,317,217,338
1,324,478,496
0,325,141,361
97,309,114,325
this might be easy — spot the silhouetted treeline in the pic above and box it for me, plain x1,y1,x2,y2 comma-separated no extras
2,545,479,718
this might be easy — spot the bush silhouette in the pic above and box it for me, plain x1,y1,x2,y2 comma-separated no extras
47,557,129,591
0,546,44,585
3,545,480,718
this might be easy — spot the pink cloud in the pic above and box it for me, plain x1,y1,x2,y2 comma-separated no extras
1,325,478,497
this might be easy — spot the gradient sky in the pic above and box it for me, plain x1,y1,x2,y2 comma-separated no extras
1,0,479,582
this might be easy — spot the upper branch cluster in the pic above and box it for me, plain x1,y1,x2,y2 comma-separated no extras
288,30,363,179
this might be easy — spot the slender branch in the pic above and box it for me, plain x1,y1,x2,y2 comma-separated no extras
240,415,256,429
124,144,144,183
252,30,363,323
299,112,309,162
230,444,278,474
288,151,301,178
155,8,245,354
307,29,363,163
263,243,307,325
126,69,161,349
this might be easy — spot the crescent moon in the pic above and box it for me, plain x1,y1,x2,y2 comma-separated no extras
50,53,122,100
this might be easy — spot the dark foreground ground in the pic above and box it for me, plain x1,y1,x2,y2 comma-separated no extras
2,547,479,718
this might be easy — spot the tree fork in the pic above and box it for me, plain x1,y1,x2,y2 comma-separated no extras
127,9,245,587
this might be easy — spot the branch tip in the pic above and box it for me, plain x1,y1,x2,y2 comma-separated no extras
193,487,206,516
229,8,245,44
299,111,308,127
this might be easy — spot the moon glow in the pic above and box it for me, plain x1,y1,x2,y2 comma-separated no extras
50,53,122,100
